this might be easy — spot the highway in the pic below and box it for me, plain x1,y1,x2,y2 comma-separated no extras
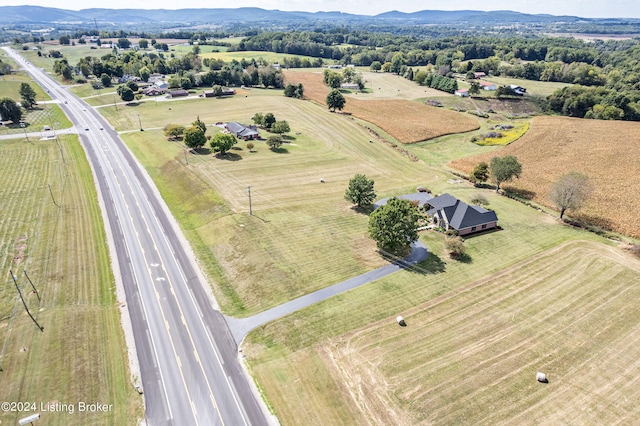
3,47,269,426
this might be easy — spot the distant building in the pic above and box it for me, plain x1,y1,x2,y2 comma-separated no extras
167,89,189,98
340,83,360,90
509,84,527,96
455,89,469,97
479,81,497,91
473,71,487,79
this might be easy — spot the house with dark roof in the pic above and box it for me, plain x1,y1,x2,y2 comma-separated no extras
426,193,498,236
167,89,189,98
225,122,260,140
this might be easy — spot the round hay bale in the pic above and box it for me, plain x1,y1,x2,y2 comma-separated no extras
536,372,548,383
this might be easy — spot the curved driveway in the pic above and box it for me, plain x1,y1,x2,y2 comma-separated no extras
226,240,428,344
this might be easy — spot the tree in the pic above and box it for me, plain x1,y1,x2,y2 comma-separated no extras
266,135,284,150
117,38,131,49
184,126,206,150
139,66,150,82
370,61,382,72
139,39,149,49
490,155,522,192
100,73,112,88
0,98,23,123
163,124,185,140
444,236,466,258
246,142,255,152
263,112,276,129
210,132,237,155
118,86,134,103
470,161,489,184
58,35,70,45
326,89,346,112
344,174,376,208
368,197,420,257
271,120,290,134
469,81,481,97
19,83,37,109
284,83,304,98
549,171,594,219
192,116,207,134
252,112,264,127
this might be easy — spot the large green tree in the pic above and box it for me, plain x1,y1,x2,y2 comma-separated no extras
490,155,522,192
470,161,489,184
210,132,236,155
163,124,185,140
548,171,594,219
368,197,420,256
326,89,346,112
0,98,23,123
344,174,376,208
184,126,207,150
118,86,135,102
266,134,284,150
270,120,290,135
19,82,37,109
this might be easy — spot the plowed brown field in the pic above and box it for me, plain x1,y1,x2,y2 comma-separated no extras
449,116,640,238
284,71,480,143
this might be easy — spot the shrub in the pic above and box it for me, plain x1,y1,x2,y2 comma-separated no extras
246,142,255,152
444,236,466,258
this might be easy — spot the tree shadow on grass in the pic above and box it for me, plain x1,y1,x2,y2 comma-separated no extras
350,205,374,215
419,253,446,274
269,147,289,154
215,152,242,161
452,253,473,264
192,147,211,155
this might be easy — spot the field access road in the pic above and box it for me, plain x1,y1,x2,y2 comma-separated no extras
3,47,268,426
226,241,428,344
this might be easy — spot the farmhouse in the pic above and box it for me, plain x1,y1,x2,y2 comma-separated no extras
426,193,498,236
225,122,260,140
455,89,469,97
479,81,497,91
473,71,487,79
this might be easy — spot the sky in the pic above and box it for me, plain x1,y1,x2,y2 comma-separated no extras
5,0,640,19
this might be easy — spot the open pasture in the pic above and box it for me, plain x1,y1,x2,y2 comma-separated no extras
284,70,480,143
118,92,447,315
244,192,623,424
319,240,640,425
449,116,640,238
0,135,141,424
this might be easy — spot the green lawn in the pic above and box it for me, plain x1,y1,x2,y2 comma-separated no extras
0,134,142,425
0,72,50,103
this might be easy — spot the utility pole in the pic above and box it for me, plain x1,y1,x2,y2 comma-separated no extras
138,114,143,131
23,126,30,143
9,270,44,332
247,185,252,215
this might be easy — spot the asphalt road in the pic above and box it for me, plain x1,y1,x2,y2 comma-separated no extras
2,48,269,426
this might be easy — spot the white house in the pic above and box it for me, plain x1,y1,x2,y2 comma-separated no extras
479,81,497,91
455,89,469,97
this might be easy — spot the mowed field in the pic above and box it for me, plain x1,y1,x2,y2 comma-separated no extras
284,70,480,143
117,92,443,315
244,197,640,424
449,116,640,238
0,136,141,424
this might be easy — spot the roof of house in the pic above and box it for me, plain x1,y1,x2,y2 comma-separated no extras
226,122,259,137
478,81,496,87
427,193,498,230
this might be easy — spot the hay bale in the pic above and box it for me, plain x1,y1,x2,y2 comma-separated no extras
536,372,548,383
396,316,406,327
